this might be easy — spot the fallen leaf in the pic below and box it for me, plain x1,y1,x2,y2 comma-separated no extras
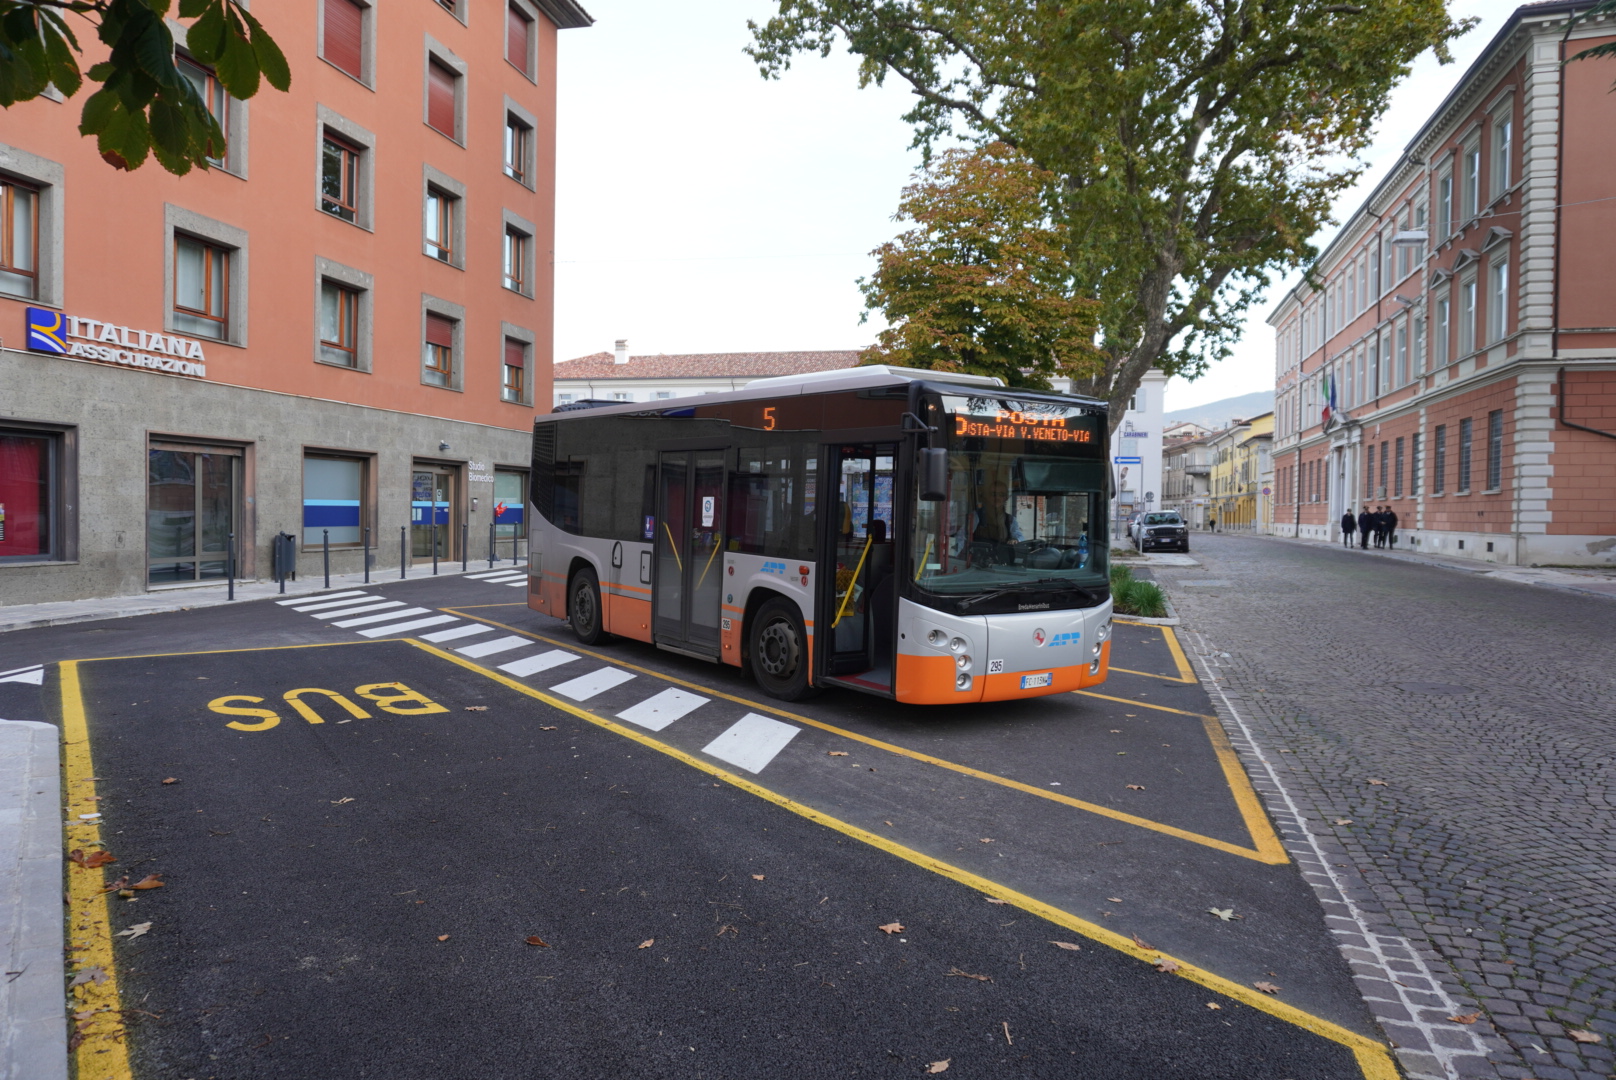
115,922,152,939
1132,933,1155,951
68,966,108,988
463,706,488,712
72,1009,99,1020
944,967,991,982
161,778,178,785
1107,897,1123,903
985,898,1009,905
1049,941,1082,951
1447,1012,1481,1025
437,934,450,942
878,922,905,935
525,936,550,947
131,874,164,891
751,874,765,881
827,751,848,757
330,797,354,805
1254,981,1281,994
117,889,135,899
926,1060,950,1074
638,938,655,949
1333,818,1353,825
884,821,893,827
1206,1002,1221,1010
1568,1029,1602,1045
978,838,995,844
539,726,558,731
715,925,737,937
1154,957,1180,973
1367,778,1387,786
1116,752,1127,756
69,850,116,869
1207,908,1239,922
99,876,129,894
1125,784,1146,791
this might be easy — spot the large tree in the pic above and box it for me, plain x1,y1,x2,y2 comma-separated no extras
748,0,1473,430
859,141,1103,390
0,0,288,174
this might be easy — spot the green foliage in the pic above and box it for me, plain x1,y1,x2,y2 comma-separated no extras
1109,565,1166,618
858,142,1103,390
748,0,1474,428
0,0,288,175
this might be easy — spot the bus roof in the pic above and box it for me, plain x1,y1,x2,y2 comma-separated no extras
537,365,1106,424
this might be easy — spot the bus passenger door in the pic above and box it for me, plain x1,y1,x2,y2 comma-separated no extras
824,443,897,688
653,450,726,655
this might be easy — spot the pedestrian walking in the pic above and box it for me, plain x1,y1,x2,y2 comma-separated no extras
1357,507,1373,549
1374,507,1389,548
1386,506,1399,548
1341,509,1357,548
1208,515,1217,532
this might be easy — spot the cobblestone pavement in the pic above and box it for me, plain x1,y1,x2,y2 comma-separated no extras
1155,534,1616,1080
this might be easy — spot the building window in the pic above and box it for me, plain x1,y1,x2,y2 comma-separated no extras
173,234,229,340
1396,324,1408,386
1462,141,1481,220
0,176,37,300
1433,296,1450,367
504,114,531,184
0,428,63,562
427,59,459,140
503,226,527,293
424,313,455,387
1433,425,1446,494
502,337,527,403
1488,259,1509,344
1413,316,1426,376
1493,116,1512,194
655,391,674,399
1364,444,1374,499
1410,432,1422,495
557,393,575,404
494,468,527,541
322,0,366,81
1458,277,1477,356
303,454,368,546
319,280,360,367
425,186,456,262
435,0,457,13
1394,437,1405,497
506,3,533,75
612,392,632,401
1379,440,1388,495
1437,168,1453,237
321,134,361,222
176,57,227,165
1457,416,1473,492
1486,410,1504,490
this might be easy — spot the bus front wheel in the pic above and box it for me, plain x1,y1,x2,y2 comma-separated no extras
569,567,607,645
750,598,818,701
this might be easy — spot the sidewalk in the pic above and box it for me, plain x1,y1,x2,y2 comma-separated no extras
0,720,65,1080
1252,532,1616,600
0,558,529,636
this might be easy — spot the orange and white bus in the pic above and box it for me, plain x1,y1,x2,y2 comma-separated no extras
528,366,1113,703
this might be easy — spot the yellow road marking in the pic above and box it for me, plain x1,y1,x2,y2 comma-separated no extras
59,661,136,1080
1109,624,1197,683
67,639,383,663
411,639,1392,1080
1074,690,1217,719
442,610,1284,863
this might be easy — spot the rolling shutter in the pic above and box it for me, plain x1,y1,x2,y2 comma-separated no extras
324,0,363,78
427,61,457,138
504,338,525,368
506,5,530,72
425,313,454,348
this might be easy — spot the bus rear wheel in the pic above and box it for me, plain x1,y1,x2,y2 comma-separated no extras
569,566,607,646
750,598,817,701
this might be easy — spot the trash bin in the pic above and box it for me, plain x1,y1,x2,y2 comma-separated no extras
272,531,298,583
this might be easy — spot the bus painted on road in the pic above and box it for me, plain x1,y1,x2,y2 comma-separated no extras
527,366,1113,703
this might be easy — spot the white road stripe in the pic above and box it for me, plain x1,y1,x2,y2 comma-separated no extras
276,590,365,605
420,624,494,643
0,667,45,686
550,667,636,701
498,650,579,677
616,688,708,732
466,569,519,579
506,579,530,587
478,572,527,583
702,713,801,774
318,600,405,620
0,664,44,678
286,594,381,612
331,606,432,628
357,615,457,638
456,635,532,658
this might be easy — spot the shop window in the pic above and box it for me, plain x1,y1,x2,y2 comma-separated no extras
320,280,361,367
425,185,457,263
322,0,368,83
147,442,241,584
424,313,455,387
173,234,230,340
494,469,527,541
321,134,361,222
502,337,527,403
0,429,61,562
304,455,368,546
0,176,37,300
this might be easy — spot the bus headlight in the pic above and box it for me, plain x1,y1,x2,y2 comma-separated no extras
1089,659,1102,675
1096,619,1112,643
949,636,967,654
956,673,972,691
927,629,947,647
956,654,972,671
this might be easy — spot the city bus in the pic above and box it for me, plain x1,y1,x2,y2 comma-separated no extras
527,366,1114,703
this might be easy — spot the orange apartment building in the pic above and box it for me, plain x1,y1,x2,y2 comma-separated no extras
0,0,590,604
1268,1,1616,566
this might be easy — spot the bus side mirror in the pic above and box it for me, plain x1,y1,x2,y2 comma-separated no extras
919,448,948,501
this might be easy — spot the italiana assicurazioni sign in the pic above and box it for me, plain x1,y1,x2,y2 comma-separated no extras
25,307,208,378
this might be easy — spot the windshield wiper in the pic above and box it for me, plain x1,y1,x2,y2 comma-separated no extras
951,578,1092,607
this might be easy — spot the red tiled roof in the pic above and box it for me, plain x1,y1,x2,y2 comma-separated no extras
554,350,862,380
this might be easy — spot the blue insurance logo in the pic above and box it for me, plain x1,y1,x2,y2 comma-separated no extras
26,308,68,354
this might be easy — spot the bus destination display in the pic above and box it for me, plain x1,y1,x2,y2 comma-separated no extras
952,410,1094,443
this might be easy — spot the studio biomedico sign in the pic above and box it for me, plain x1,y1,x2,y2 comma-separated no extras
25,307,208,378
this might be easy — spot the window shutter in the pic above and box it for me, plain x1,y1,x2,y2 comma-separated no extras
425,314,454,348
506,6,530,72
324,0,363,78
428,61,457,137
505,338,525,368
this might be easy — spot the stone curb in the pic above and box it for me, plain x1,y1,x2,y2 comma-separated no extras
0,719,67,1080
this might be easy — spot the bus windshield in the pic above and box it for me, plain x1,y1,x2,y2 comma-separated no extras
912,405,1108,601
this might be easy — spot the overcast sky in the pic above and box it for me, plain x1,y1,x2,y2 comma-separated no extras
554,0,1513,410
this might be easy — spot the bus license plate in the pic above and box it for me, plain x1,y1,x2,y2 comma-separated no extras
1020,672,1053,689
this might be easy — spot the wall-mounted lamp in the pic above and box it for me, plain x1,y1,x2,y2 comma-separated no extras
439,441,451,452
471,497,479,512
1391,229,1428,247
1394,294,1418,307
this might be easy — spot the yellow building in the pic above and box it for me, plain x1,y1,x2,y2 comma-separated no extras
1208,413,1273,531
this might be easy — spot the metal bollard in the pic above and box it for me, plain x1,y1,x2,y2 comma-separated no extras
461,522,468,572
489,522,497,567
323,529,331,589
227,531,235,601
363,526,371,585
400,525,407,579
432,523,439,575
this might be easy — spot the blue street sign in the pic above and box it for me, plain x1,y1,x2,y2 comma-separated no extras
1113,456,1142,464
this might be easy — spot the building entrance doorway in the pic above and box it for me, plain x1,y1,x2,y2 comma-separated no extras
411,465,458,563
147,443,242,585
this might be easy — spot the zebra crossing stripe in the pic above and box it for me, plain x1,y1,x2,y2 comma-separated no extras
702,713,801,774
357,615,457,638
497,650,579,678
331,606,432,628
456,635,532,659
286,594,381,612
420,624,494,643
465,570,517,579
0,665,45,686
318,600,406,620
616,688,708,732
276,590,366,605
550,667,636,701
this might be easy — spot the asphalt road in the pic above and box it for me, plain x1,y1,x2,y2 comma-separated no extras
2,569,1389,1079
